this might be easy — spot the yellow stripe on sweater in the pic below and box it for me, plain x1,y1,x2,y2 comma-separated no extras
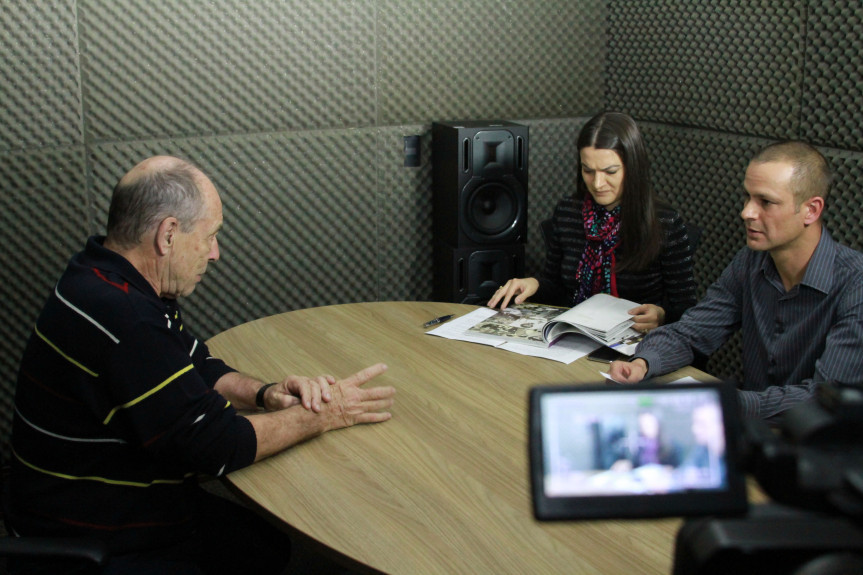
103,364,195,424
13,448,189,487
35,325,99,377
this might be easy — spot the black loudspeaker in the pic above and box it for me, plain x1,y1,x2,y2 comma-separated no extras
432,120,528,303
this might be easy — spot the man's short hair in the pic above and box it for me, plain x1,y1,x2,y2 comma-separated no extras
750,140,832,205
106,158,205,249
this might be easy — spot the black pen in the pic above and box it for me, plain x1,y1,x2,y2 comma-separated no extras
423,314,455,328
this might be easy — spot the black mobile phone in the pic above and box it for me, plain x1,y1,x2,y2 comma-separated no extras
586,346,627,364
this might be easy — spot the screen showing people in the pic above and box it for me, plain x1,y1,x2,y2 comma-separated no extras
540,386,727,497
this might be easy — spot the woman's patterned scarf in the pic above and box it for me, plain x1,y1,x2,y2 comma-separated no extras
573,196,621,305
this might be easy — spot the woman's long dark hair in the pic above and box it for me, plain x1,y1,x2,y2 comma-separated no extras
576,111,662,272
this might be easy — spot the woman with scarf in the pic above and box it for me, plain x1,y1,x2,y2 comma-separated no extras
487,111,696,333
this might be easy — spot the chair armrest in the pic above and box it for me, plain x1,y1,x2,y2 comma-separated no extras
0,536,108,566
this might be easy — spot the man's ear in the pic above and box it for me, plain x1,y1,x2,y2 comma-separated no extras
155,218,179,255
803,196,824,225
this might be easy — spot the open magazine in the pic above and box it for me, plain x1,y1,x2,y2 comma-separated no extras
466,302,563,347
541,293,643,354
466,294,643,355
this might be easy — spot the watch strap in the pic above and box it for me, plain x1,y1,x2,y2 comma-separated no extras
255,382,278,409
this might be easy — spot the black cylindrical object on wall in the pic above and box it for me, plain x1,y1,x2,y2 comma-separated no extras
432,120,528,304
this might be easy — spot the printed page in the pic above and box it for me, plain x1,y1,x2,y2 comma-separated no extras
426,307,599,364
466,302,563,348
552,293,639,333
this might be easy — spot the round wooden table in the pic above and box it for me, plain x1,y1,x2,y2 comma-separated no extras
206,301,715,574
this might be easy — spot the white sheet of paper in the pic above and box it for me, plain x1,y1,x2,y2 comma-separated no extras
669,376,701,384
600,371,702,384
426,308,500,345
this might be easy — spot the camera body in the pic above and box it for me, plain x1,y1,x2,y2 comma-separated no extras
673,383,863,574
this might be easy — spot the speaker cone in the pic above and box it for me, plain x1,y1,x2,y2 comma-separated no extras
461,178,524,243
468,182,517,235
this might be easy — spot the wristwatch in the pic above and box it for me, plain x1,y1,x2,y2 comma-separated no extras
255,382,278,409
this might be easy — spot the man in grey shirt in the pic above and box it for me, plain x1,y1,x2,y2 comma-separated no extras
609,141,863,419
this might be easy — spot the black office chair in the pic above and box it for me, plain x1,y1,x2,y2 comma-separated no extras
0,458,108,571
685,222,703,258
540,218,554,252
682,221,710,370
0,537,107,568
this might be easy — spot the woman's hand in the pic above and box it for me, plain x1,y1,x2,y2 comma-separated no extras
487,278,540,309
627,304,666,333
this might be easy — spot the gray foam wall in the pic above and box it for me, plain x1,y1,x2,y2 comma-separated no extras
3,1,863,451
0,1,603,450
607,0,863,380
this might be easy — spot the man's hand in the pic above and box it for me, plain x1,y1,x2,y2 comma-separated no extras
264,374,336,413
628,304,666,333
487,277,540,309
608,358,648,384
324,363,396,430
250,363,396,462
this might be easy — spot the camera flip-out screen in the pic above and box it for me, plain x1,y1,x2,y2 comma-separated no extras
529,382,748,520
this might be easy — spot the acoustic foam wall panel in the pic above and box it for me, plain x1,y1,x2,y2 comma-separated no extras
90,129,381,338
0,1,609,452
801,2,863,151
606,0,802,139
642,124,863,382
527,119,863,319
5,0,861,453
519,118,586,276
78,0,377,141
0,0,83,151
821,150,863,252
82,119,588,341
641,124,767,291
0,148,90,451
640,124,772,382
377,126,435,302
376,0,605,124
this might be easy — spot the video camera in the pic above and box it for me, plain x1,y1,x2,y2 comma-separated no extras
528,381,863,574
673,382,863,574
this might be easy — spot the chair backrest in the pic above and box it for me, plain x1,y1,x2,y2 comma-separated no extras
0,456,107,567
540,218,554,252
685,222,703,257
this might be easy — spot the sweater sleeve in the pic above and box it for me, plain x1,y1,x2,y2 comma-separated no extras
194,337,237,388
104,320,257,476
634,247,746,378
